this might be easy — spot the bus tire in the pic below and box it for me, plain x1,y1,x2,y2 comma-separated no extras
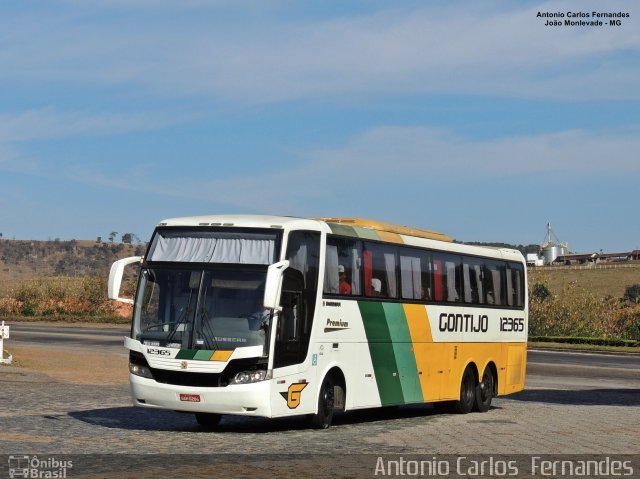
310,375,335,429
452,367,476,414
195,412,221,430
474,368,495,413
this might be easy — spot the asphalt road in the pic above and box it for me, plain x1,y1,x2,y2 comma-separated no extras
7,323,128,351
2,322,640,477
8,323,640,388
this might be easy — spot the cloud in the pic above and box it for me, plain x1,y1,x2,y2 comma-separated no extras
65,124,640,214
0,0,638,103
0,108,180,143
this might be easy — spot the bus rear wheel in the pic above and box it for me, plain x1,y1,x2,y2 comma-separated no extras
474,368,494,412
310,375,335,429
452,367,476,414
195,412,221,430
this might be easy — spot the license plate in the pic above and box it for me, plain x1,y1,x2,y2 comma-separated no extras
179,393,201,403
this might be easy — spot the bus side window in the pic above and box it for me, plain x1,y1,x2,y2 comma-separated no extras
400,253,420,300
433,252,461,303
507,263,524,308
422,257,434,301
444,259,461,302
363,242,398,299
463,258,485,305
485,260,506,306
324,237,362,297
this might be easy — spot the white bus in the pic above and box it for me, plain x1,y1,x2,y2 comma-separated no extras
109,215,527,429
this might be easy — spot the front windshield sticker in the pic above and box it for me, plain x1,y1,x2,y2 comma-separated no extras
175,349,234,362
144,346,234,362
148,230,278,264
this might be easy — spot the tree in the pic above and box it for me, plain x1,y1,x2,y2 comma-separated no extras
121,233,134,244
108,231,118,243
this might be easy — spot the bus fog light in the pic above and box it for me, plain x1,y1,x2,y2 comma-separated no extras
231,370,272,385
130,362,154,379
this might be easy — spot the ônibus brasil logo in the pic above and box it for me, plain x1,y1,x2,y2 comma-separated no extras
8,455,73,478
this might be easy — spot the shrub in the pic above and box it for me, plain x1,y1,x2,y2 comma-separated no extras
83,276,107,306
529,278,640,341
623,284,640,304
14,282,41,304
531,282,552,302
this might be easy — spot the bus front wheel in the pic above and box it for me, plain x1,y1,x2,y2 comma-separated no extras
452,367,476,414
310,375,335,429
195,412,221,430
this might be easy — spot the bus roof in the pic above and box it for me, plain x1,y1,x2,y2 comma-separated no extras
154,214,522,262
315,217,453,243
156,214,320,230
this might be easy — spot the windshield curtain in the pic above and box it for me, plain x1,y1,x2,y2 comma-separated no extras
148,230,277,264
133,267,269,351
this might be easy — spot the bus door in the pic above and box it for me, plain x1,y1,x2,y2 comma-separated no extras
269,231,320,417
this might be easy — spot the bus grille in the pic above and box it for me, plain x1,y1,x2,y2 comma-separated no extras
150,368,224,388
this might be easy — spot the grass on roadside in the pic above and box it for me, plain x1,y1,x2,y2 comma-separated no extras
528,341,640,354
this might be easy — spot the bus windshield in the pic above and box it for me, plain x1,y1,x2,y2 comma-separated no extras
133,267,270,351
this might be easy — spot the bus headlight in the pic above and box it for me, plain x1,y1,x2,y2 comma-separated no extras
231,370,272,385
130,362,154,379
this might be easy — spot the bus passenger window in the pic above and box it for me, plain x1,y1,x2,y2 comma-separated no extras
507,263,524,308
432,253,462,303
463,258,485,305
485,261,506,306
400,253,423,300
323,238,362,296
363,242,398,299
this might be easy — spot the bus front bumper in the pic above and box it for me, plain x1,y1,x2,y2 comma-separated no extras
129,374,272,417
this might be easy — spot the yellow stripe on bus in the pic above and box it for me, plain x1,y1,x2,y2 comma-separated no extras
210,350,233,362
375,230,403,244
402,304,433,401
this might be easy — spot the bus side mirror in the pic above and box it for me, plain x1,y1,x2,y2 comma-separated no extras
263,260,290,311
108,256,142,304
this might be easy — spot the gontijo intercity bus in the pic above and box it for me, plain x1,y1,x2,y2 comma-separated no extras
108,215,527,429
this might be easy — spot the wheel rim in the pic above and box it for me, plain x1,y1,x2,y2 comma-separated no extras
480,372,493,402
322,381,334,418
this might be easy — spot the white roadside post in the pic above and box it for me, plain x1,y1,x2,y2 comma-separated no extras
1,320,12,365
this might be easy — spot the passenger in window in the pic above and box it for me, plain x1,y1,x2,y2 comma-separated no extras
486,290,495,305
338,265,352,295
371,278,382,297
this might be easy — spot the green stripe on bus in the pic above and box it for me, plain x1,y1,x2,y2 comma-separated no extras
328,224,357,237
382,303,423,403
358,301,404,405
352,227,380,240
176,349,197,360
193,350,215,361
328,223,381,241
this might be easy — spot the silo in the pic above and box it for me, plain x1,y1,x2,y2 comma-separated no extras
539,223,569,265
542,244,567,264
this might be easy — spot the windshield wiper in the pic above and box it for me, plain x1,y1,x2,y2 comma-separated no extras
197,306,222,351
164,288,196,344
